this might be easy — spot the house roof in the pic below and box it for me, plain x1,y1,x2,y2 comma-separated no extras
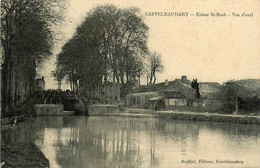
200,82,220,85
159,90,186,99
132,82,166,93
131,78,192,93
148,96,165,101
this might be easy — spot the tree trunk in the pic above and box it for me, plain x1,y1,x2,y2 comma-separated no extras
235,96,238,114
120,72,125,98
153,74,156,84
138,75,140,87
58,80,61,90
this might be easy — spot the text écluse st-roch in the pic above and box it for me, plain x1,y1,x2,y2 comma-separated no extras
144,12,253,17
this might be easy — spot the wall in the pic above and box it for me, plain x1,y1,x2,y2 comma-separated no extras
199,83,220,92
35,104,63,116
125,91,158,108
167,98,187,106
102,83,121,104
165,98,187,110
88,104,120,115
88,83,120,104
35,78,45,91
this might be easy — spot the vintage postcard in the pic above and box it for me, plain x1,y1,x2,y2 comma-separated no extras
1,0,260,168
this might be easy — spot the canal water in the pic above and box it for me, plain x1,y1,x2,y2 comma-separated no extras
2,116,260,168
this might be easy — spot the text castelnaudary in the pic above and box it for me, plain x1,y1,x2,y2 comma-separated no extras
145,12,189,16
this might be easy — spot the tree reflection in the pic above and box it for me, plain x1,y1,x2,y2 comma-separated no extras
53,117,164,168
1,116,260,168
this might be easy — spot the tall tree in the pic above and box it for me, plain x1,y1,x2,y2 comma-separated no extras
51,65,66,90
222,81,249,114
191,79,200,98
145,51,164,85
57,5,149,97
1,0,65,114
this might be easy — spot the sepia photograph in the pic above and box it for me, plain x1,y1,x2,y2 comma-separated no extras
1,0,260,167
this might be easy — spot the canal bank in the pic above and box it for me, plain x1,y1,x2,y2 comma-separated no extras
88,105,260,125
1,142,49,168
1,105,259,167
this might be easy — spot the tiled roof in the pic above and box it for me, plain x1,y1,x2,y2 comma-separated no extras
159,90,186,99
131,79,191,93
132,82,166,93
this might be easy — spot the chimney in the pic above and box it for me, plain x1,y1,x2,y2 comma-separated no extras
181,75,187,83
165,79,169,86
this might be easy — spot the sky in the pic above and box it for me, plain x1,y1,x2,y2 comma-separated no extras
38,0,260,90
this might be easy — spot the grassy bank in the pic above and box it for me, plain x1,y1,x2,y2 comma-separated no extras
103,107,260,125
153,111,260,125
1,142,49,168
1,97,39,125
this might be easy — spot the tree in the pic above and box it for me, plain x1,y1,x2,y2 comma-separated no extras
57,5,149,97
1,0,65,114
145,51,164,85
51,65,66,90
191,79,200,98
222,81,249,114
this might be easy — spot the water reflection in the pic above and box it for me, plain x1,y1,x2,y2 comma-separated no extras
2,116,260,168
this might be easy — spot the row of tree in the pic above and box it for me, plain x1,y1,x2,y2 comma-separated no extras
1,0,64,114
55,5,164,97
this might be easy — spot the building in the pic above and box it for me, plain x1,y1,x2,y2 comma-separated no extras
125,76,197,110
199,82,221,99
87,82,121,104
35,77,45,91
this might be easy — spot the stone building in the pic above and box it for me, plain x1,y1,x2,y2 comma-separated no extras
125,76,197,110
88,82,121,104
35,77,45,91
199,82,221,99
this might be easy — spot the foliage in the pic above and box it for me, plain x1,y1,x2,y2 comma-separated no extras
1,0,65,114
145,51,164,85
51,65,66,89
238,96,260,113
57,5,149,97
222,81,248,98
191,79,200,98
1,142,49,167
221,81,257,113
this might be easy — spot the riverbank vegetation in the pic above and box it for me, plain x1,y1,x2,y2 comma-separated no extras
155,112,260,125
221,81,260,114
1,0,66,117
1,142,49,168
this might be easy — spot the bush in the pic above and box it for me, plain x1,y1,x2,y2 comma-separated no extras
221,102,234,114
15,98,37,117
239,96,260,112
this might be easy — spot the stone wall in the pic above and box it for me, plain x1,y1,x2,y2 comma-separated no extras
88,104,120,115
35,104,63,116
125,91,158,108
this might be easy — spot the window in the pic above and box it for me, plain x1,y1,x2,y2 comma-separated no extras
137,96,140,105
